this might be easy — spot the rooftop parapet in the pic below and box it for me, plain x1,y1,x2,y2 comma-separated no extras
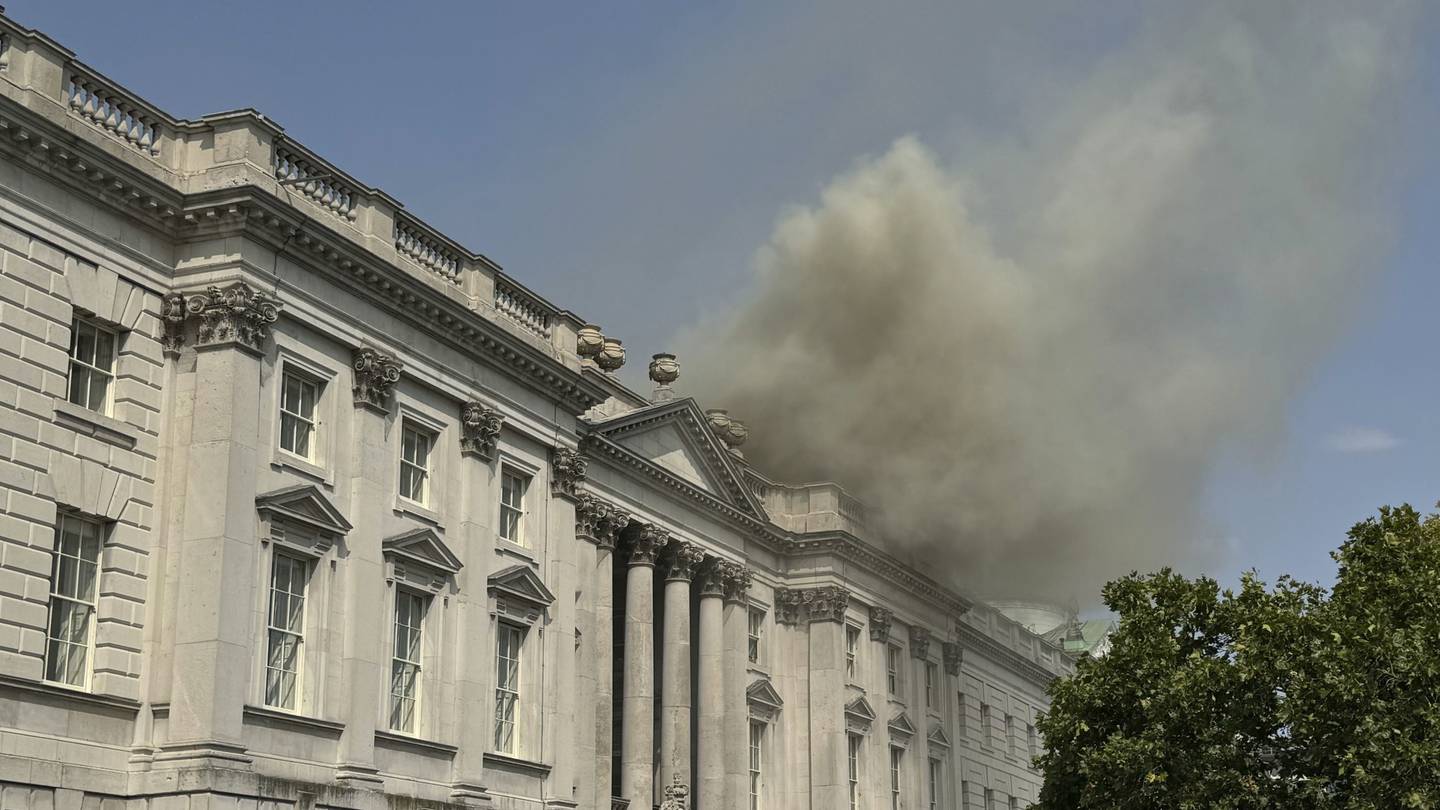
0,11,583,363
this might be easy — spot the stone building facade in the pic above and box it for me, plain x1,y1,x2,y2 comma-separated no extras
0,12,1073,810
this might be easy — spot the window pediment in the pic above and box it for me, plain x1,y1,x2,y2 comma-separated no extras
747,678,784,721
383,527,463,587
845,695,876,733
488,564,556,626
888,711,916,743
256,484,352,540
928,723,952,749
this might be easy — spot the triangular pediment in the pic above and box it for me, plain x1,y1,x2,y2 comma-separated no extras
928,723,951,749
488,564,556,608
888,711,916,739
256,485,352,536
382,528,463,576
747,678,784,712
588,398,766,518
844,696,876,722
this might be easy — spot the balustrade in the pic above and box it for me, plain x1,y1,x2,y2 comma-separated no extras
496,277,553,339
65,69,162,156
394,217,462,285
274,145,359,222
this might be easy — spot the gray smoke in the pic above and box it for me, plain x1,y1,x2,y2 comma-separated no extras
679,2,1415,602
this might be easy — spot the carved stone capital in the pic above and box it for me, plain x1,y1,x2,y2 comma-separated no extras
163,281,281,356
460,400,504,461
720,562,752,604
550,447,588,500
628,524,668,567
575,492,612,545
696,558,726,598
909,626,932,660
662,540,705,582
777,586,850,625
352,346,402,412
597,506,631,552
869,606,893,642
943,641,963,676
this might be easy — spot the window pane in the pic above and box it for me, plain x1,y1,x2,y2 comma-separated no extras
74,321,96,365
94,328,115,371
68,365,89,408
86,372,108,412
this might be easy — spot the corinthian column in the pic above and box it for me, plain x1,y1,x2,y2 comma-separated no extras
577,495,628,808
660,540,705,795
695,560,727,810
721,564,752,810
622,524,665,807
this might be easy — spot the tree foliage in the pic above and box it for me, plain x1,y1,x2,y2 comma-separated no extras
1036,505,1440,809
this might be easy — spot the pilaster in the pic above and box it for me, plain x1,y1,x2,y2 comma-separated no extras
720,563,752,810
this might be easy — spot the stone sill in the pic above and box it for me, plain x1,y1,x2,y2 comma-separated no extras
394,498,443,527
52,398,141,450
270,452,334,488
484,751,551,778
0,672,140,716
495,538,538,567
243,704,345,737
375,729,458,757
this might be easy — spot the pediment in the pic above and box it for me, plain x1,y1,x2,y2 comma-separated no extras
888,711,916,740
488,564,556,608
382,527,463,576
256,484,352,537
588,398,766,518
747,678,784,712
928,724,951,749
844,696,876,722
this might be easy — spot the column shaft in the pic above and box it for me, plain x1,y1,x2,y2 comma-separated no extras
696,587,726,809
660,576,693,793
721,566,752,810
594,545,616,807
622,559,656,805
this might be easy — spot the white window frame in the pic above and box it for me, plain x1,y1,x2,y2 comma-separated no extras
847,733,863,810
845,623,861,681
398,421,434,506
494,621,525,753
749,719,765,810
928,758,943,810
278,368,322,462
887,644,902,697
889,745,904,810
263,551,309,711
67,316,117,415
925,661,937,710
389,588,427,733
748,606,766,666
498,467,530,546
44,513,103,688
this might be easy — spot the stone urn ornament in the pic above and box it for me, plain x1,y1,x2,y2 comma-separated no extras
596,337,626,371
649,352,680,401
705,408,731,434
722,419,748,453
576,323,604,359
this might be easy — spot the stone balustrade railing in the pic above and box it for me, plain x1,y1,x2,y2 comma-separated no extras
274,143,360,223
64,64,164,157
394,213,463,285
495,275,554,339
839,492,868,525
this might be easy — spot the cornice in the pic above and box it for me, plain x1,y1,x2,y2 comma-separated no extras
786,532,973,617
955,621,1069,687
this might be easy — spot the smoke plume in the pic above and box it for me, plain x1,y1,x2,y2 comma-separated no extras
680,2,1414,602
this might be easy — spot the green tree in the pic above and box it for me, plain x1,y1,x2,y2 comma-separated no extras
1036,505,1440,809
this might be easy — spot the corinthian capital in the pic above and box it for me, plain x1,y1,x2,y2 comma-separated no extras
575,492,612,545
696,558,727,597
352,346,402,413
663,541,705,582
943,641,963,676
460,400,504,460
869,606,893,642
550,447,588,500
164,281,282,356
909,626,932,660
628,524,668,567
777,586,850,625
720,562,752,604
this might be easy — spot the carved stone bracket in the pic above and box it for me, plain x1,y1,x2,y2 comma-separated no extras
460,400,504,461
943,641,963,676
550,447,587,500
662,540,705,582
909,626,932,660
352,346,402,413
162,281,281,357
720,562,752,605
628,524,668,567
777,586,850,625
696,558,726,598
869,606,894,642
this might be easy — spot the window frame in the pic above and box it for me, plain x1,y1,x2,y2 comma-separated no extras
889,745,904,810
981,702,994,748
493,621,526,754
388,587,428,734
398,421,435,507
748,605,766,666
845,623,861,681
928,757,943,810
887,643,902,697
44,513,104,688
498,467,531,547
66,316,117,416
847,732,863,810
263,551,310,711
925,661,938,710
749,718,765,810
277,367,323,463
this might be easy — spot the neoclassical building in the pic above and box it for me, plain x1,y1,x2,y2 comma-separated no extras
0,12,1074,810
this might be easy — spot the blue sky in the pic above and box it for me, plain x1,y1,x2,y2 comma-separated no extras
21,1,1439,597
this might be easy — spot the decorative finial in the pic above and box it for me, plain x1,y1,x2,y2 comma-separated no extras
576,323,604,360
649,353,680,402
596,337,626,372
